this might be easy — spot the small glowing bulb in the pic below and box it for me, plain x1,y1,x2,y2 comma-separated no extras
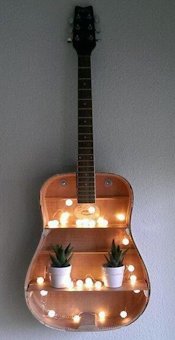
48,220,59,228
134,290,141,294
76,279,84,289
98,311,106,322
128,265,135,272
48,310,56,318
65,199,73,206
68,280,74,289
73,314,81,323
36,277,44,285
85,277,93,288
122,238,129,245
40,290,48,296
76,219,82,227
130,275,137,284
97,217,108,228
116,213,126,221
120,310,127,318
60,212,70,225
88,206,96,214
88,219,96,228
95,281,102,290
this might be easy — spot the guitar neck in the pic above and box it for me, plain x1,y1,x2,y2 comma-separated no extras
77,55,95,204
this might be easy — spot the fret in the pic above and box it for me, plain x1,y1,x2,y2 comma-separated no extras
78,141,93,145
78,165,94,169
78,160,94,165
78,66,90,69
78,146,93,149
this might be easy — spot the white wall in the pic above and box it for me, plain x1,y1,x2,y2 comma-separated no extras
0,0,175,339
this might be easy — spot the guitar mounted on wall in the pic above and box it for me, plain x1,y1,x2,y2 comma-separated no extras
25,6,150,331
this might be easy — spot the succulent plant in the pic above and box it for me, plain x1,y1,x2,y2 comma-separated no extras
50,243,73,268
104,239,128,267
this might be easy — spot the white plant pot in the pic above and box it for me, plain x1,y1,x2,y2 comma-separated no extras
50,265,72,288
102,265,125,288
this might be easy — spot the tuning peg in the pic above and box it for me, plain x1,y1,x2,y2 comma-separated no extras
96,28,101,34
68,17,73,25
94,15,100,24
67,37,72,43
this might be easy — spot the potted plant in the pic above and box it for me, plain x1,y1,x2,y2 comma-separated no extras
102,239,128,288
49,243,73,288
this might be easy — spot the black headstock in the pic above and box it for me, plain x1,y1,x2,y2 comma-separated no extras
72,6,96,55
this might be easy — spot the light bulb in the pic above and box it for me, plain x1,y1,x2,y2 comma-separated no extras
40,290,48,296
122,238,129,245
88,219,96,228
60,212,70,226
128,265,135,272
120,310,127,318
95,281,102,290
65,199,73,206
85,277,93,288
98,311,106,322
116,213,126,221
97,217,108,228
88,206,96,214
48,310,56,318
76,279,84,289
68,280,74,289
36,277,44,285
130,275,137,284
76,219,82,227
134,290,140,294
73,314,81,323
48,220,59,228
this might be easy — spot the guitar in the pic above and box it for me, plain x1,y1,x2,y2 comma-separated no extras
25,6,150,331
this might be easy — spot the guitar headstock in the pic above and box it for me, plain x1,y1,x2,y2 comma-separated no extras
72,6,96,55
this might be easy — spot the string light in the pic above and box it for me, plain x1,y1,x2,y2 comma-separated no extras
73,314,81,323
133,290,140,294
36,277,44,285
116,213,126,221
68,281,74,289
60,212,70,226
65,199,73,206
47,220,59,228
40,290,48,296
88,219,96,228
94,281,102,290
48,310,56,318
76,279,84,289
120,310,127,318
76,219,96,228
97,217,108,228
128,265,135,272
122,238,129,245
85,277,93,289
98,311,106,322
130,275,137,284
88,206,96,214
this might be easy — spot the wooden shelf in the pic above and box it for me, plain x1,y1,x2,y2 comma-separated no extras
27,280,148,293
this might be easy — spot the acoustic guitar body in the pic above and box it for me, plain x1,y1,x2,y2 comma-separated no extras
25,172,150,331
25,6,150,331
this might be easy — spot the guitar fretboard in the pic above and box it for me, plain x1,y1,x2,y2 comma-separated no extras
77,55,95,203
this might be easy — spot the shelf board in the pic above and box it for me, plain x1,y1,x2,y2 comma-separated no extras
27,280,148,293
